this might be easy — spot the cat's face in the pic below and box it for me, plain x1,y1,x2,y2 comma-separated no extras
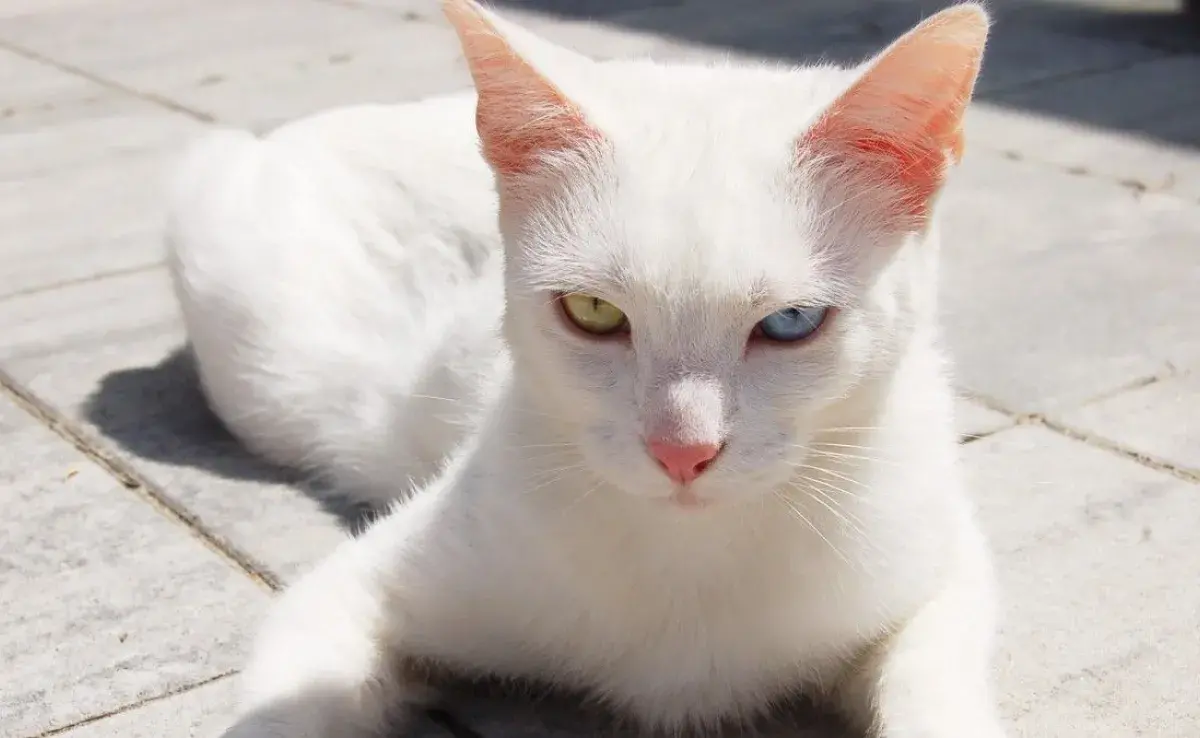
444,0,987,506
500,129,910,506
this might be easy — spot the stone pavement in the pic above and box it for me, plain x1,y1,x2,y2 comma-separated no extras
2,0,1198,736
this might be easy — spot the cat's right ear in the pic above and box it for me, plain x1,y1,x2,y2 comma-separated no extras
802,4,989,225
442,0,602,181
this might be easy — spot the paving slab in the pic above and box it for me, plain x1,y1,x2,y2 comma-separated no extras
964,425,1199,737
938,149,1200,412
965,104,1200,203
0,392,266,737
988,53,1200,170
0,47,201,177
0,49,200,298
527,0,1167,89
1147,102,1200,148
991,55,1200,134
0,0,471,130
2,151,179,301
0,267,350,584
55,678,238,738
1055,373,1200,475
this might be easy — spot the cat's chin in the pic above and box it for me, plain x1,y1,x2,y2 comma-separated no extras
667,487,712,511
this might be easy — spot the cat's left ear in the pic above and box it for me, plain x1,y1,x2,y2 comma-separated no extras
803,4,989,221
442,0,601,181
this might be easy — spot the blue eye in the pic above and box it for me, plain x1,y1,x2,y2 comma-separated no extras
757,306,829,342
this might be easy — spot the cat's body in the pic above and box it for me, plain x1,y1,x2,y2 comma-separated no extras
170,2,1006,737
169,95,505,504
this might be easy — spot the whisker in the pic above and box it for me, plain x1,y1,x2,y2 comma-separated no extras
562,479,603,512
521,464,585,493
800,476,870,524
789,462,868,492
794,481,868,542
803,448,901,467
771,491,849,565
506,442,579,450
809,441,887,452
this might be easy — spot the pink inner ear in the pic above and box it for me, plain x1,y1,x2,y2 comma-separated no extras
800,6,986,223
443,0,602,179
475,84,600,177
802,117,948,222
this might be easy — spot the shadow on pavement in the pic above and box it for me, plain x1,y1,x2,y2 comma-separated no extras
493,0,1200,149
82,346,375,531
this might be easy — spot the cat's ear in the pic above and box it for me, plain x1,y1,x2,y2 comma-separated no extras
442,0,601,179
803,4,989,220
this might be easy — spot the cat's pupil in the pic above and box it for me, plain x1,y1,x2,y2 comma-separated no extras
758,306,828,342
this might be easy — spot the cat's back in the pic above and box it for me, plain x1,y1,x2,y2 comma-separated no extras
266,92,497,246
166,91,505,507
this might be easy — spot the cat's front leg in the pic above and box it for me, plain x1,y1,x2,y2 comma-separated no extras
219,510,441,738
833,531,1008,738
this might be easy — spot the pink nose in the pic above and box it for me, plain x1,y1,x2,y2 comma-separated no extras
647,441,722,484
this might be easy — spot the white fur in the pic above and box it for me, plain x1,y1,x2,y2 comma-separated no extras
167,96,506,505
170,3,1005,737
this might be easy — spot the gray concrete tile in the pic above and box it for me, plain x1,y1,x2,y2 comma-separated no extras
55,678,237,738
965,427,1199,737
966,104,1200,203
0,268,350,582
1055,374,1200,475
0,394,265,736
0,48,201,176
354,0,696,61
0,151,178,301
991,55,1200,133
938,151,1200,412
0,0,470,129
1145,102,1200,151
0,263,179,363
0,49,200,299
594,0,1162,90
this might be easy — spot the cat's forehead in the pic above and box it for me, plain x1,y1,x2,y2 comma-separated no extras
530,174,840,315
517,61,863,308
582,59,859,154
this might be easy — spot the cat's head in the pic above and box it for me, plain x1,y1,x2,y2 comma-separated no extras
444,0,988,508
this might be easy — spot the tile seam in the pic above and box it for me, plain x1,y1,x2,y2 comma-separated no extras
0,38,216,123
0,366,282,591
25,671,238,738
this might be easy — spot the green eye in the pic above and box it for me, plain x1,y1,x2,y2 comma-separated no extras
560,293,628,335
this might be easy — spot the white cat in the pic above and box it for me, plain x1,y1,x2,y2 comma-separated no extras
169,1,1005,736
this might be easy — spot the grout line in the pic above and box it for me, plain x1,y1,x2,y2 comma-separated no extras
970,141,1200,206
957,387,1200,484
29,671,237,738
1069,368,1180,409
0,38,217,124
0,262,167,305
955,388,1039,424
1038,415,1200,484
0,367,283,592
